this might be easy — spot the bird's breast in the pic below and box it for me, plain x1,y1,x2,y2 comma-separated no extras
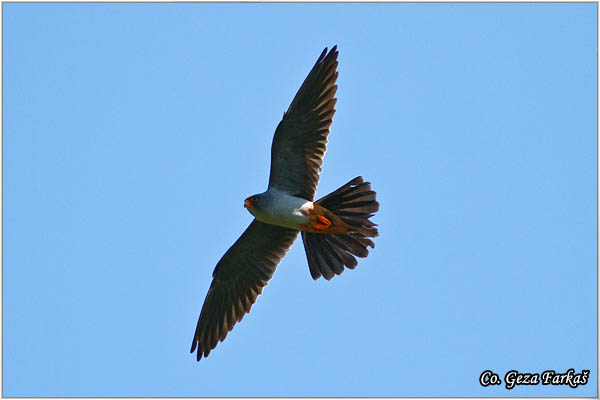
252,191,312,230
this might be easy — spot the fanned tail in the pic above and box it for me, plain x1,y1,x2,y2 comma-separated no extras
301,176,379,280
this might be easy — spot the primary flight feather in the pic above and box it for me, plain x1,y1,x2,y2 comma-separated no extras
191,46,379,360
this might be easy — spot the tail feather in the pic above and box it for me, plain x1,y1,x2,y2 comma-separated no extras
301,176,379,280
329,233,372,258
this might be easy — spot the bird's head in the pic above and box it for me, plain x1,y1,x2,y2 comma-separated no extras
243,193,263,214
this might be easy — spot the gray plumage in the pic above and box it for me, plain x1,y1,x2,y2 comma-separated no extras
190,46,379,361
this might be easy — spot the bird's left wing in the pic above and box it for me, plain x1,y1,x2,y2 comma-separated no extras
190,220,299,360
268,46,339,200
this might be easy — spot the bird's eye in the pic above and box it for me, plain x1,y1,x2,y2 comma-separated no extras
250,196,257,203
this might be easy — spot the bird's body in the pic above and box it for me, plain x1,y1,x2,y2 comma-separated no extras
190,46,379,361
245,189,349,235
245,189,313,230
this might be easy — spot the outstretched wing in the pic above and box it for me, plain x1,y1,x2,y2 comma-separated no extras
190,220,298,360
268,46,339,201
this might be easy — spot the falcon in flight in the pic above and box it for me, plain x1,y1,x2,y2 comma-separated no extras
191,46,379,360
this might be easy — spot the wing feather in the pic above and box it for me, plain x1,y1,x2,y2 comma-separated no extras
268,46,339,200
190,220,298,360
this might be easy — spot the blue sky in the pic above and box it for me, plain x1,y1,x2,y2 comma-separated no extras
3,2,597,397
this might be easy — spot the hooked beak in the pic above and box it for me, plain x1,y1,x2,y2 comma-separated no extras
244,199,252,208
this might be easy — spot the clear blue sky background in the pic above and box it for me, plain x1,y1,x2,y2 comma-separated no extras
3,3,597,397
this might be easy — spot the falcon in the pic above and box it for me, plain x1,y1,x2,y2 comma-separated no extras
190,46,379,360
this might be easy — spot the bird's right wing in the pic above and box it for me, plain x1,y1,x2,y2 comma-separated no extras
190,220,299,360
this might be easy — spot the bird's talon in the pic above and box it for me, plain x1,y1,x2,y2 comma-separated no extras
314,215,332,230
